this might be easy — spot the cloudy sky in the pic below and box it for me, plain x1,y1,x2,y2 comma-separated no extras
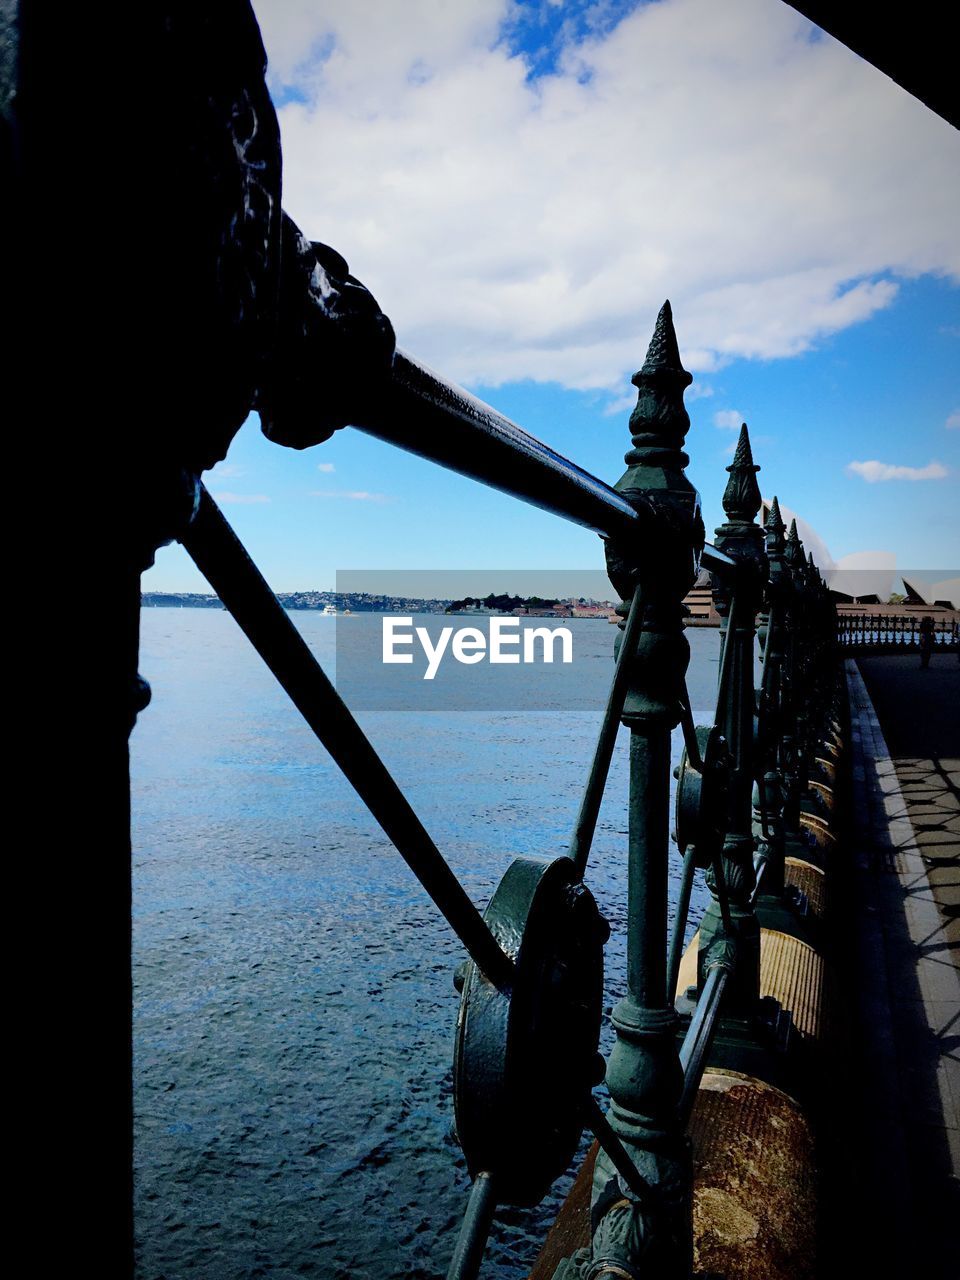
149,0,959,592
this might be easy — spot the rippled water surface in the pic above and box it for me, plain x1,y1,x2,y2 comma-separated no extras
133,612,721,1279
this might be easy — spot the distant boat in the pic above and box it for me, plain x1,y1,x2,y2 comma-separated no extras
321,604,337,616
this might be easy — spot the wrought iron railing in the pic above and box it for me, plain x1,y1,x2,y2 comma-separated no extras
5,9,938,1276
837,611,958,652
177,299,838,1280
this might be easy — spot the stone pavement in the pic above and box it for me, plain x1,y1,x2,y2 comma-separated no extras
844,654,958,1279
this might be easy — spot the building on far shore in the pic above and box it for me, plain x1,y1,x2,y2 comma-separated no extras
680,570,958,631
683,570,721,626
832,573,958,622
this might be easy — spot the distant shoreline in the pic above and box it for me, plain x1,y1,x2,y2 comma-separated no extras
140,591,619,618
141,591,451,613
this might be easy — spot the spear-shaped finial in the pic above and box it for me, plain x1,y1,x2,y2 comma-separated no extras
607,300,701,603
623,300,693,472
765,495,786,574
639,299,687,376
722,423,762,524
784,517,804,573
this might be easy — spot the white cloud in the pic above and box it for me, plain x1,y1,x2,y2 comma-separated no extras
310,489,392,502
207,462,245,479
316,461,337,471
846,460,948,483
714,409,743,429
257,0,960,392
725,431,771,455
602,390,637,416
767,499,835,569
946,410,960,430
211,491,272,504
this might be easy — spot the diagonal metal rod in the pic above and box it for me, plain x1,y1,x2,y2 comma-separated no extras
182,486,515,992
585,1097,656,1207
677,691,704,772
365,351,644,540
351,347,738,578
678,963,731,1126
701,544,738,576
446,1173,497,1280
569,587,644,880
715,592,737,718
666,844,699,1004
759,602,779,702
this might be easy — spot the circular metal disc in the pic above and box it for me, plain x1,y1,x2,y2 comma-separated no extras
452,855,606,1206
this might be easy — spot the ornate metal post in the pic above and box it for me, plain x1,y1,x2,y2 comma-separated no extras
583,303,702,1278
804,553,821,759
754,496,788,908
697,425,764,1012
780,520,809,857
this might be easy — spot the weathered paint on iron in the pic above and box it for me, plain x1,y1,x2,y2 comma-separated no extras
689,1070,816,1280
452,855,606,1207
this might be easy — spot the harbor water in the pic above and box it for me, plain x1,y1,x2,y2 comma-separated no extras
133,612,723,1279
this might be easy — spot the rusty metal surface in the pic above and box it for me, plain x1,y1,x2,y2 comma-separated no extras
528,1069,817,1280
526,1145,597,1280
784,857,826,919
689,1069,816,1280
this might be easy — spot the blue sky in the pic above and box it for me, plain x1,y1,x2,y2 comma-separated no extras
148,0,959,594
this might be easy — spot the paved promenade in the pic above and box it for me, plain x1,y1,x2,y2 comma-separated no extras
845,653,958,1278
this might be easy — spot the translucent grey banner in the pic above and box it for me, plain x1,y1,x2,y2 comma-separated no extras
826,569,958,609
329,568,958,711
830,569,959,655
334,570,623,711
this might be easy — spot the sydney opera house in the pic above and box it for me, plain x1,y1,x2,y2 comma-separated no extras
683,500,958,625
